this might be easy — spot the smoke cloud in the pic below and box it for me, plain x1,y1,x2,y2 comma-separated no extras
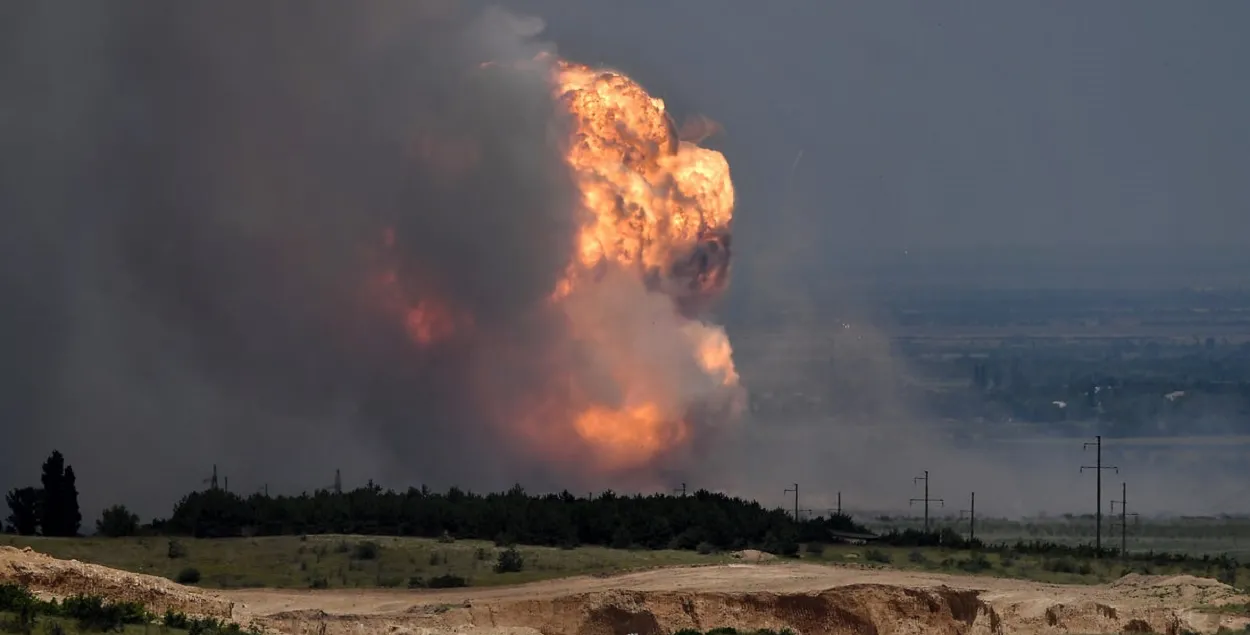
0,2,608,517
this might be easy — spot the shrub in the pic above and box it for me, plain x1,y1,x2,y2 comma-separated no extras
95,504,140,538
437,531,455,543
803,542,825,557
907,550,928,564
308,577,329,589
864,549,892,564
0,583,37,612
351,541,380,560
167,539,188,559
495,546,524,573
407,576,425,589
333,540,350,553
60,594,150,631
958,553,992,573
697,541,717,555
428,574,468,589
1043,557,1079,574
176,567,202,584
164,609,191,630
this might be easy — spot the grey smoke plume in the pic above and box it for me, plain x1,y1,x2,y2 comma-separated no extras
0,2,594,517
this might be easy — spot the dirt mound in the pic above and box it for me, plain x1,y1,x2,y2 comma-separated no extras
1111,573,1243,606
264,586,995,635
730,550,776,563
0,546,234,619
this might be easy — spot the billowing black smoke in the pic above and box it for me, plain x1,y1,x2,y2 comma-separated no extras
0,2,584,517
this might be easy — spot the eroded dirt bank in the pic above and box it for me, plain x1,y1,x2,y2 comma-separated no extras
5,545,1250,635
229,564,1250,635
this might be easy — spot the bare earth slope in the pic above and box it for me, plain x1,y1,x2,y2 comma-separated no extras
6,545,1250,634
0,546,235,619
223,563,1250,635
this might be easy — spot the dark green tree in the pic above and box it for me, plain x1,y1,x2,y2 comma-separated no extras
40,450,81,536
96,504,140,537
5,487,42,536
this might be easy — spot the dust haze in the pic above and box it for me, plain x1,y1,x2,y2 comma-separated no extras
4,2,1250,522
0,2,587,516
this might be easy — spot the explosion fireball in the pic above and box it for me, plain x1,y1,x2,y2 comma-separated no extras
387,54,744,475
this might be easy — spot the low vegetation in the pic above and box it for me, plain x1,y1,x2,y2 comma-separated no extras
2,534,726,589
0,582,256,634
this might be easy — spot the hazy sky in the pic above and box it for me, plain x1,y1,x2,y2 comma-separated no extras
3,2,1248,522
507,2,1250,263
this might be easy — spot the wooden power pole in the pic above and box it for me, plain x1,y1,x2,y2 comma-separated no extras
959,492,976,541
1110,482,1139,557
784,483,799,521
910,471,943,532
673,483,687,497
1081,435,1118,556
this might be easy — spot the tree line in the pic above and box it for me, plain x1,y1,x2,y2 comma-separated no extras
151,482,868,554
4,450,82,537
5,453,868,554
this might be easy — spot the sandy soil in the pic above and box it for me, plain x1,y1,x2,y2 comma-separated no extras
6,544,1250,635
222,563,1250,635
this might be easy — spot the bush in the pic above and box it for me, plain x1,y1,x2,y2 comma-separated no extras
1043,557,1079,574
164,609,191,630
167,539,188,559
495,546,524,573
351,541,380,560
95,504,140,538
907,550,928,564
864,549,892,564
176,567,202,584
60,594,150,631
0,583,37,612
803,542,825,557
308,577,329,589
428,574,468,589
697,541,717,555
958,553,992,573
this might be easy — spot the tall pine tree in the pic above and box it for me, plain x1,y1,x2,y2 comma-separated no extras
39,451,81,536
62,466,81,536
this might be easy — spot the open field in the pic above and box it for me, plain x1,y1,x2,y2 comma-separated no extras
0,535,723,590
7,533,1250,593
7,544,1250,635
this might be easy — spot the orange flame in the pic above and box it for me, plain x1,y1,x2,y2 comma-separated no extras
543,60,742,469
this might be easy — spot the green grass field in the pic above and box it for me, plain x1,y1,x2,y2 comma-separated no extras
5,531,1249,591
803,543,1250,587
2,535,724,589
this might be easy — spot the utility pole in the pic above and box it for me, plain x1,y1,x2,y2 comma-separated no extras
1110,482,1139,557
1081,435,1118,556
784,483,799,521
909,471,944,532
958,492,976,542
835,491,842,516
673,483,687,497
334,469,342,495
204,465,219,491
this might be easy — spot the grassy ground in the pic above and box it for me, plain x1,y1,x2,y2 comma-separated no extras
5,534,1247,591
2,535,724,589
803,543,1250,587
0,611,187,635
